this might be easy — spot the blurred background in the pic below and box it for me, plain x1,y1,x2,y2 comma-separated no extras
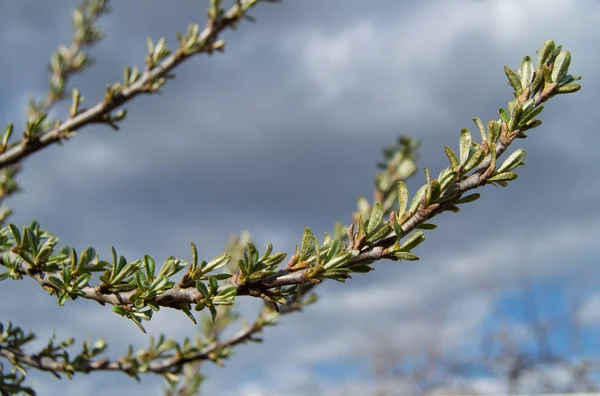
0,0,599,395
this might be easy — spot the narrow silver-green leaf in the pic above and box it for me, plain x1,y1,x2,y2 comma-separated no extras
536,39,556,70
143,255,155,279
181,306,197,325
497,149,526,173
300,228,315,260
551,50,571,83
216,285,237,298
312,236,321,266
473,117,486,141
444,146,459,170
48,276,65,289
112,306,128,316
556,83,581,94
459,128,472,164
367,202,384,235
520,56,534,89
439,170,458,191
509,102,523,131
397,181,409,219
398,231,425,252
196,281,209,298
366,225,392,244
424,168,433,205
149,276,168,293
520,105,544,126
259,243,274,263
498,108,510,124
203,253,231,273
488,172,518,182
504,66,522,95
395,251,420,261
455,193,480,204
530,68,544,94
416,223,437,230
74,273,91,289
409,184,428,213
393,223,403,241
8,224,21,245
463,149,484,173
323,250,356,270
190,242,198,268
262,252,287,266
487,120,500,144
325,239,342,264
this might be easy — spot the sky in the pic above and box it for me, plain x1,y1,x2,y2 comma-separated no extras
0,0,599,395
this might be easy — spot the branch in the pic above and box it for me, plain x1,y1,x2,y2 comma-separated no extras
0,40,581,333
0,291,310,384
0,0,280,169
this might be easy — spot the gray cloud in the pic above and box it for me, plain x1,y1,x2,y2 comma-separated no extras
0,0,598,395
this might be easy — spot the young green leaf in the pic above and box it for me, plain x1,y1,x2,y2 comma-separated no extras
347,265,373,274
530,68,544,94
556,83,581,94
459,128,472,164
444,146,459,170
463,149,484,173
473,117,486,141
300,228,316,261
143,255,155,280
366,225,392,244
149,275,168,293
395,251,420,261
74,273,91,289
196,280,209,298
48,276,65,289
208,305,217,322
498,108,510,124
398,231,425,252
262,252,287,267
520,56,534,89
393,223,404,242
203,253,231,273
497,149,526,173
519,105,544,126
208,276,218,295
551,50,571,83
509,103,523,131
536,39,556,70
325,239,342,264
7,224,20,245
190,241,199,269
488,172,518,182
416,223,437,230
398,181,409,219
181,306,197,325
455,193,481,204
504,66,522,95
367,202,384,235
487,120,500,144
409,184,428,213
259,243,274,263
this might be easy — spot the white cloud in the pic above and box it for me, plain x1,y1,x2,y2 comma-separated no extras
282,0,597,133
